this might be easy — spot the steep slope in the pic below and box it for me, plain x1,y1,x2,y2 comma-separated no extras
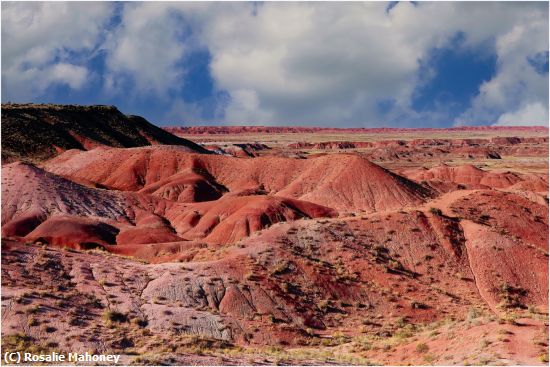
449,190,548,251
7,198,544,347
138,169,227,203
44,147,433,212
428,189,549,312
2,162,133,232
1,162,335,250
3,239,548,365
168,195,337,245
275,154,431,212
0,161,170,238
1,103,209,162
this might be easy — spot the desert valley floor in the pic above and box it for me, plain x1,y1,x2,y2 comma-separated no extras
1,104,549,365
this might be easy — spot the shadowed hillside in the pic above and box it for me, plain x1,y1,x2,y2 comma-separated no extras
1,103,209,162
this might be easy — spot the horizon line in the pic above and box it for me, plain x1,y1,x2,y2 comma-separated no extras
3,102,548,130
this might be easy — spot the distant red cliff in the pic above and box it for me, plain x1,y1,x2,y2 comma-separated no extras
165,125,549,135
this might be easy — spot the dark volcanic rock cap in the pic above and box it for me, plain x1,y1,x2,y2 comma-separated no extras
1,103,209,162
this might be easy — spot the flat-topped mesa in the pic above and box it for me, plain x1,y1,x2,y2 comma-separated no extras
2,102,120,111
1,103,209,163
165,125,549,135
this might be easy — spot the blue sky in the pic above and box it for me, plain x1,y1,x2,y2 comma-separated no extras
2,2,548,127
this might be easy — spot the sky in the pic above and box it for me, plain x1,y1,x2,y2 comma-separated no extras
1,1,549,127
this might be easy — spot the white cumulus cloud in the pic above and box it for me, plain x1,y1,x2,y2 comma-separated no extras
496,102,549,126
1,2,548,127
102,3,189,96
173,1,549,125
1,2,112,99
456,6,549,126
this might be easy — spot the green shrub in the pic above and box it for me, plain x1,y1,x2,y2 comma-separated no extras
416,343,429,354
102,309,127,324
429,208,443,216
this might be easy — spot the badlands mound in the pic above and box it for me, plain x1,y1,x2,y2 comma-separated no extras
168,195,337,245
1,103,208,162
1,161,336,253
1,161,175,241
402,164,548,192
44,146,433,212
2,161,135,233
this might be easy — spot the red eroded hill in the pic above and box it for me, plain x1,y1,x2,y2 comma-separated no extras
442,190,549,311
402,164,548,192
0,161,184,244
2,162,138,235
2,103,548,365
167,195,337,245
1,161,337,251
138,169,227,203
449,190,548,251
43,146,433,212
24,215,120,249
133,196,547,344
509,174,549,192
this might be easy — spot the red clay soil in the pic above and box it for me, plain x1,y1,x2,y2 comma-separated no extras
166,195,337,245
43,147,433,212
284,136,548,164
2,134,548,365
402,164,548,192
449,190,548,249
363,316,548,365
2,161,337,251
24,215,120,248
137,169,227,203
